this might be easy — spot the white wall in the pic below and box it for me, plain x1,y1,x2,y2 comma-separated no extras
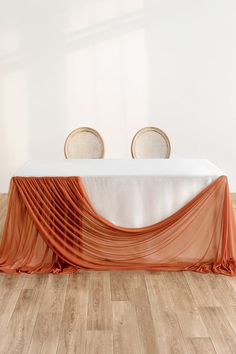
0,0,236,192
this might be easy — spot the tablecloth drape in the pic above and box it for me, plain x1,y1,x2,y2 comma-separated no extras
0,175,236,275
14,159,224,227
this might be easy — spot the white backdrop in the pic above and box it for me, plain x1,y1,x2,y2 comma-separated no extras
0,0,236,192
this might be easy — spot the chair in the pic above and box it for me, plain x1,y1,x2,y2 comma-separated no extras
131,126,171,158
64,127,105,159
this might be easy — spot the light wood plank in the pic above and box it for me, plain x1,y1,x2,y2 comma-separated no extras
184,272,220,307
27,275,68,354
199,307,236,354
85,330,113,354
156,337,189,354
0,274,26,331
110,270,146,301
56,272,90,354
222,306,236,335
206,274,236,307
145,271,183,339
87,271,112,330
0,275,47,354
29,312,62,354
159,272,208,338
185,337,217,354
112,301,142,354
130,273,159,353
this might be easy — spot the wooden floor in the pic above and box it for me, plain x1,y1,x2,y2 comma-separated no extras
1,195,236,354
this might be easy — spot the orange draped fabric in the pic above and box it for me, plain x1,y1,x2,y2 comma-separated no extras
0,176,236,275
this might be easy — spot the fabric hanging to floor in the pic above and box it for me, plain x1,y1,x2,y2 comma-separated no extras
0,175,236,275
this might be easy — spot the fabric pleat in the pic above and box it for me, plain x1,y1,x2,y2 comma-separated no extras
0,175,236,275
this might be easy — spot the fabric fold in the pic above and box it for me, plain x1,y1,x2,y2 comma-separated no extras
0,175,236,275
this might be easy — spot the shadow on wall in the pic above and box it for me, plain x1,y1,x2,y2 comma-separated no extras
0,0,159,192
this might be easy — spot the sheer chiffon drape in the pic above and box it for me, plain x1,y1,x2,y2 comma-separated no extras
0,176,236,275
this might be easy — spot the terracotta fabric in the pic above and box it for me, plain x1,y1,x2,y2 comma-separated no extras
0,175,236,275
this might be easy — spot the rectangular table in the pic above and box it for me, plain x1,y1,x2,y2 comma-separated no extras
15,159,223,227
0,159,235,275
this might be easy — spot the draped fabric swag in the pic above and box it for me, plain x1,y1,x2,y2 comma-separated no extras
0,176,236,275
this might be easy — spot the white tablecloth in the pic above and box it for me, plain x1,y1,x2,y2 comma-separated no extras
15,159,224,228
